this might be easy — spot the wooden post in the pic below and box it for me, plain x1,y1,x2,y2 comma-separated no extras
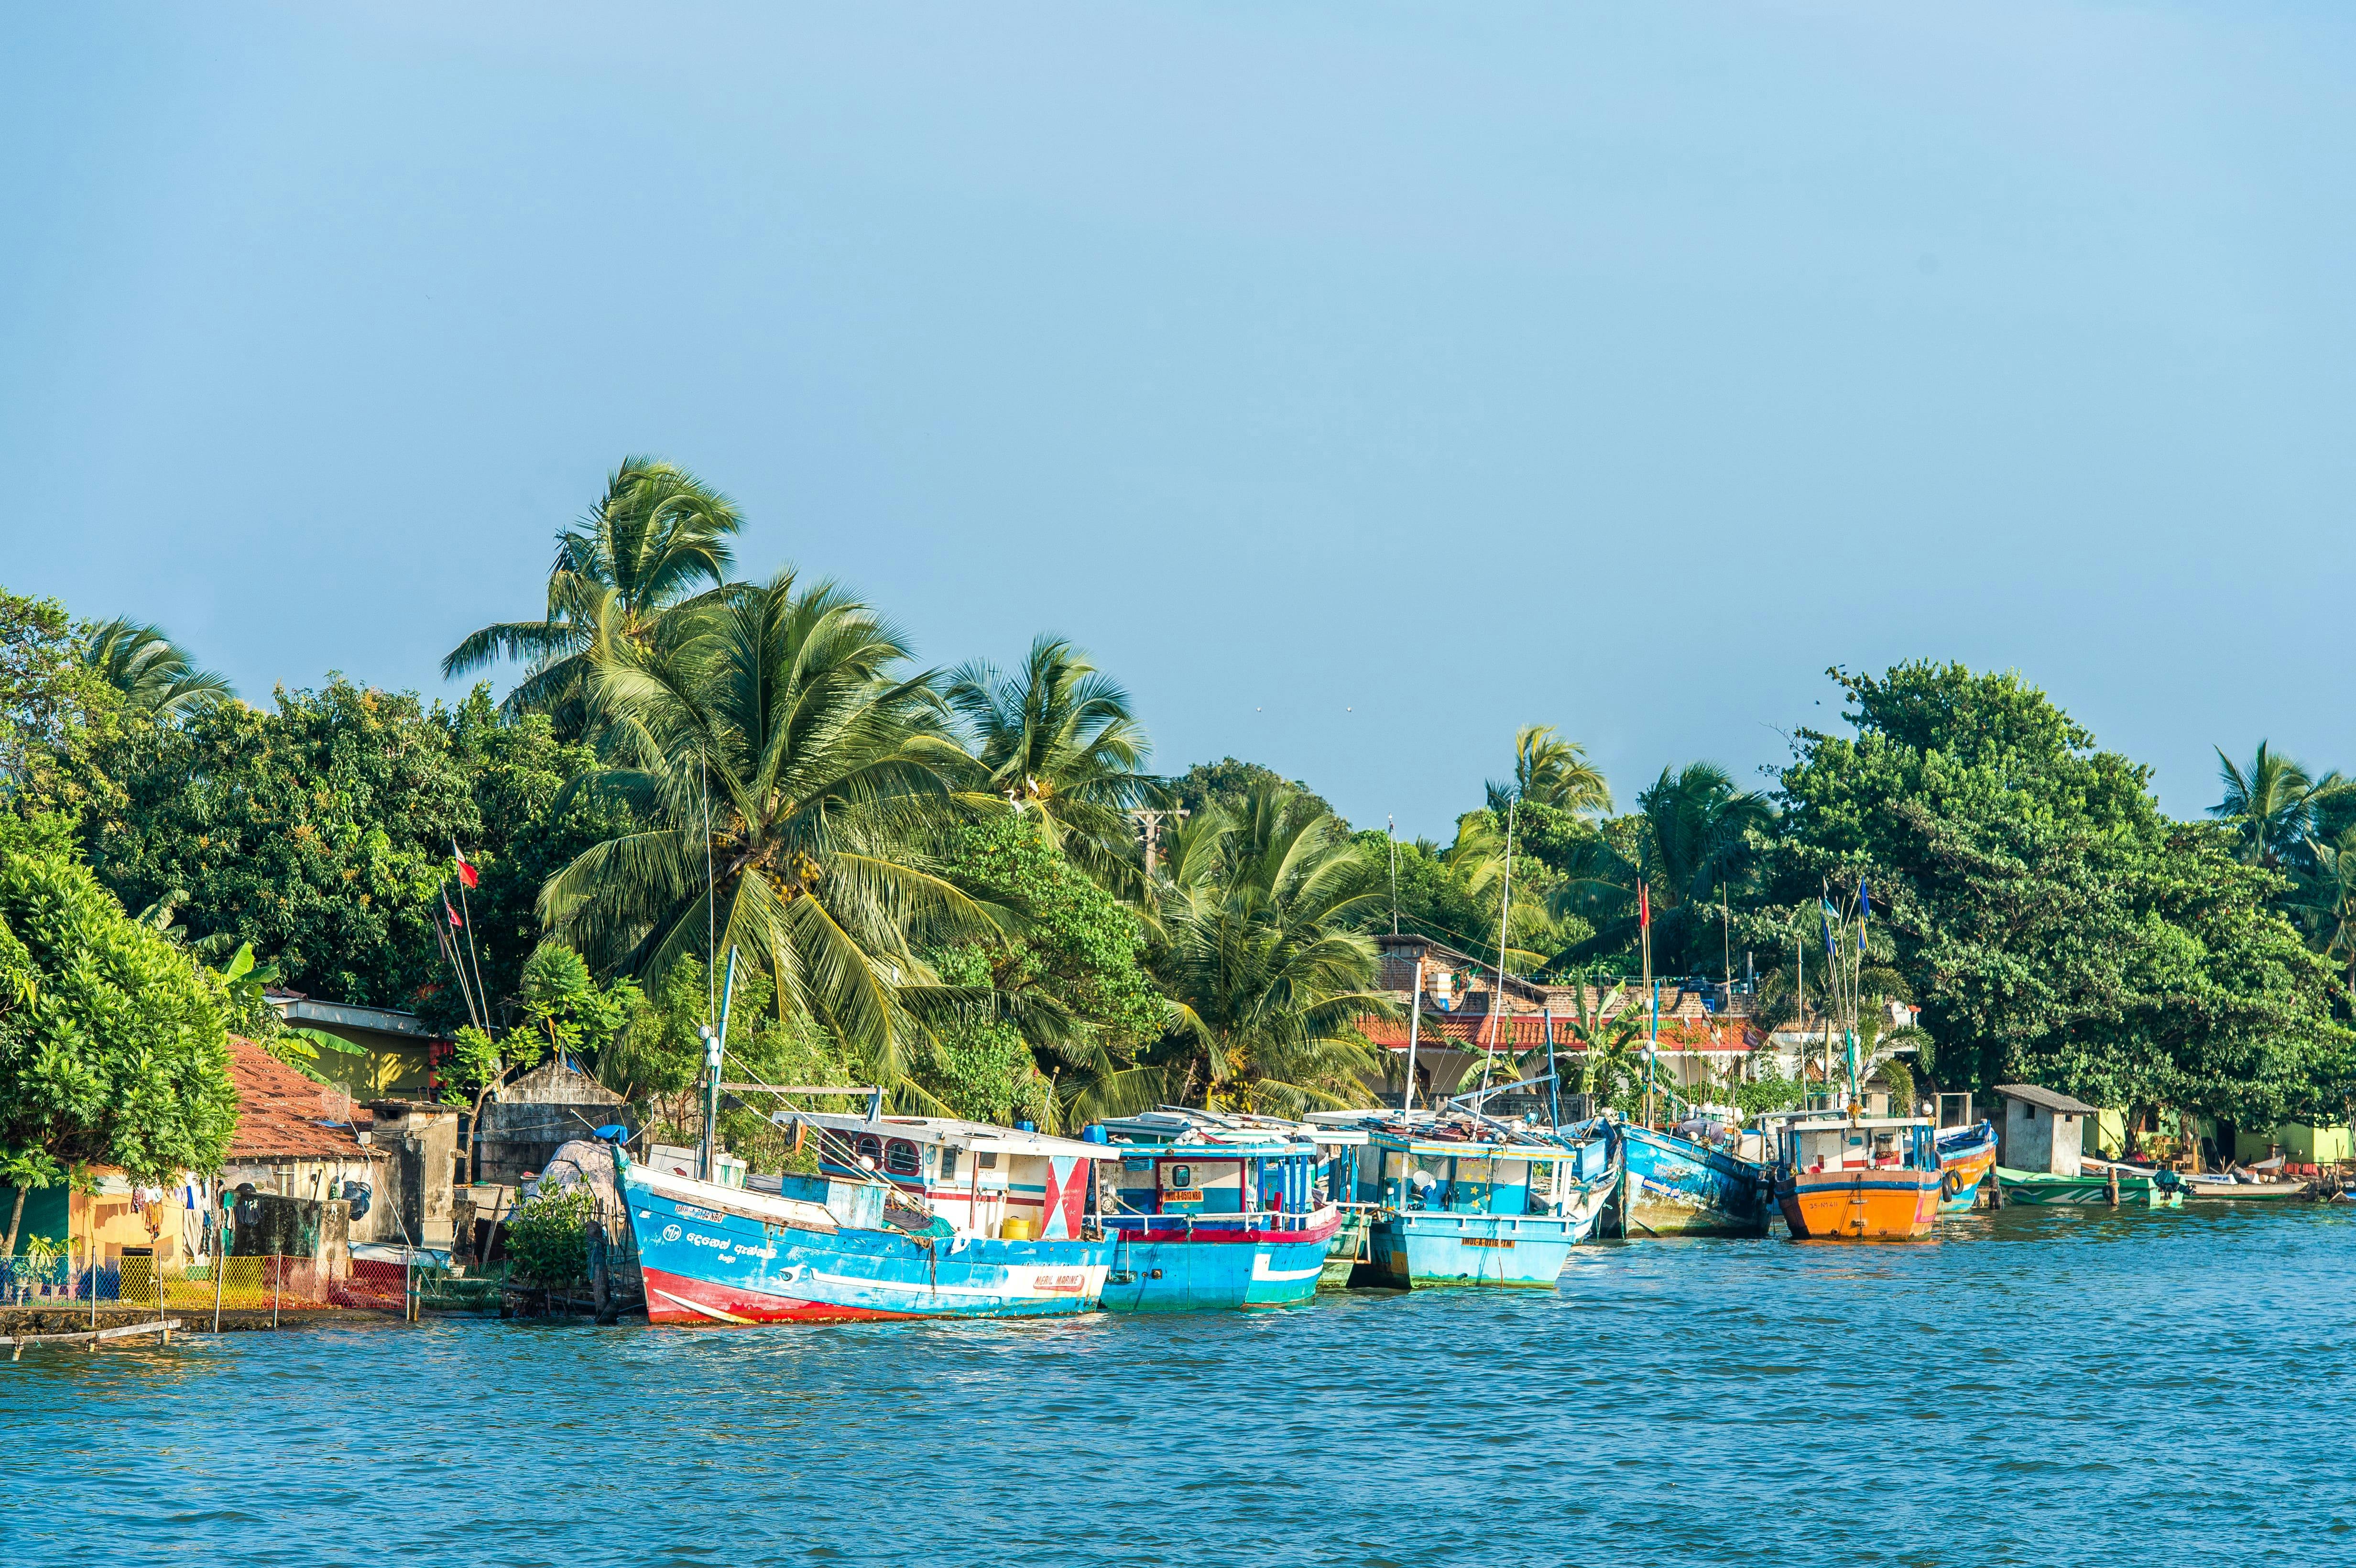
211,1249,224,1335
2106,1165,2121,1207
271,1254,280,1329
1985,1166,2004,1210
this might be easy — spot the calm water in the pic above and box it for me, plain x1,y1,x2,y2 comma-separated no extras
10,1205,2352,1567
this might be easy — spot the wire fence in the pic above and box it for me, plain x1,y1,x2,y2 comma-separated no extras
0,1255,413,1313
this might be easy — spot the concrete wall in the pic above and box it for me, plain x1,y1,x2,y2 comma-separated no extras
2235,1123,2355,1164
219,1156,393,1243
363,1102,461,1248
475,1060,623,1188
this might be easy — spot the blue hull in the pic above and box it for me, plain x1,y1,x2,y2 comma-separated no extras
1367,1210,1583,1287
623,1164,1111,1325
1100,1220,1336,1311
1619,1127,1771,1237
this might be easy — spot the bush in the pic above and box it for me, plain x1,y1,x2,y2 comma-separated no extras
503,1186,600,1288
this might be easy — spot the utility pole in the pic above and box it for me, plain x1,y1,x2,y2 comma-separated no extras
1129,807,1189,879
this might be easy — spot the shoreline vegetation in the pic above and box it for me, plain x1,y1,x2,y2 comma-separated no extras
3,456,2352,1250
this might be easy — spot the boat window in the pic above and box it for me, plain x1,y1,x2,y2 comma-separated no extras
885,1139,920,1176
978,1151,998,1169
856,1134,884,1166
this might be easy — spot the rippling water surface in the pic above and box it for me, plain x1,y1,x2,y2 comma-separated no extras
11,1205,2352,1566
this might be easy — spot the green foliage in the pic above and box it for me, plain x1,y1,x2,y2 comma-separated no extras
81,678,486,1013
943,637,1153,893
0,812,236,1180
0,586,128,826
1775,662,2351,1125
1170,758,1338,826
1549,762,1775,976
80,619,234,719
1728,1070,1807,1117
1144,786,1392,1115
924,815,1166,1126
503,1185,600,1287
542,569,994,1102
444,456,742,734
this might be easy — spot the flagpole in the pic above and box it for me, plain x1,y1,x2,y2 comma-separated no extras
453,847,492,1033
1640,880,1654,1129
436,887,483,1032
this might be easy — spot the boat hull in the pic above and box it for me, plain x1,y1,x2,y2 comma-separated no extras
1777,1166,1941,1239
623,1166,1110,1325
1367,1209,1586,1287
1620,1126,1771,1238
1993,1167,2183,1208
2183,1179,2311,1201
1100,1206,1342,1311
1321,1209,1374,1287
1934,1123,1997,1214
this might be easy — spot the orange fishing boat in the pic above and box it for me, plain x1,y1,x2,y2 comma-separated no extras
1768,1111,1941,1240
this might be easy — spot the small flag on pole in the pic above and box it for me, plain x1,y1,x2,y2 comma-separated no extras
454,843,480,889
1638,882,1651,929
444,892,463,929
1858,876,1870,926
1821,898,1837,957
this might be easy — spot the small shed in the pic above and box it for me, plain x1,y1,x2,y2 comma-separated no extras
1996,1084,2099,1177
475,1059,624,1188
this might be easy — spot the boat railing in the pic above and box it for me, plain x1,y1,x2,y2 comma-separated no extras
1096,1208,1332,1233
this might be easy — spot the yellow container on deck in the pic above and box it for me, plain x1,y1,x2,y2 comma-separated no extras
998,1216,1035,1241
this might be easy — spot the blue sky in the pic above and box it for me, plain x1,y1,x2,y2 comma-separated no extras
5,2,2350,836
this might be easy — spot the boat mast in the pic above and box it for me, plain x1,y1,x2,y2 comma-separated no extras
1640,879,1655,1129
1403,955,1424,1116
1482,801,1516,1110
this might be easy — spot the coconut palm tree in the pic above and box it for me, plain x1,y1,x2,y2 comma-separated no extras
2295,826,2356,993
81,620,233,719
539,570,1003,1095
1484,724,1613,817
1547,762,1775,973
443,457,742,729
2210,742,2349,871
942,636,1153,889
1139,785,1394,1115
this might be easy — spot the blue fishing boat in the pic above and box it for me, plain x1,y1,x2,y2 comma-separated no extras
1090,1109,1341,1310
1617,1121,1772,1238
621,1115,1113,1325
1308,1111,1618,1287
1933,1120,1997,1214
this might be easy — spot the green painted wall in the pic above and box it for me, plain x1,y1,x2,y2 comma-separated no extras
0,1185,71,1244
2234,1123,2353,1163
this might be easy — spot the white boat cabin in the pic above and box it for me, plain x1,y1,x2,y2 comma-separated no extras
1772,1113,1937,1174
795,1113,1105,1241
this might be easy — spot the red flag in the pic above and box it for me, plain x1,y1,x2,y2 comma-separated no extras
1638,882,1650,929
454,843,480,889
444,892,463,929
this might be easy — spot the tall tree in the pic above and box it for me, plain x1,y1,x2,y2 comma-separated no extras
1778,663,2347,1126
539,571,996,1096
80,619,234,720
1144,785,1392,1114
1485,724,1612,816
0,812,236,1253
2210,742,2347,871
1549,762,1774,975
942,637,1153,890
443,457,742,730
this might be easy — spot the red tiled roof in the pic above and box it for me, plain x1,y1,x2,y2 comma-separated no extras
225,1037,381,1161
1358,1013,1760,1052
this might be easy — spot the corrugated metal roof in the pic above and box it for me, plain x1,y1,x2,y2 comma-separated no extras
1993,1083,2100,1116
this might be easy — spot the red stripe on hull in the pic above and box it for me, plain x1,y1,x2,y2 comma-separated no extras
641,1267,934,1325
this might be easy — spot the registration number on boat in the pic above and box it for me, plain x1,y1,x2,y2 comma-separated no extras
1034,1272,1087,1294
1463,1238,1515,1249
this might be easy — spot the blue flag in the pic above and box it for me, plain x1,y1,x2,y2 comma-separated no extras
1821,898,1837,957
1859,876,1871,925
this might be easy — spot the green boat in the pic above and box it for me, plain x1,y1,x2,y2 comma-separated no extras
1993,1165,2184,1208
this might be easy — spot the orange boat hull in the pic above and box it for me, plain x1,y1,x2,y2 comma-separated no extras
1778,1167,1941,1240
